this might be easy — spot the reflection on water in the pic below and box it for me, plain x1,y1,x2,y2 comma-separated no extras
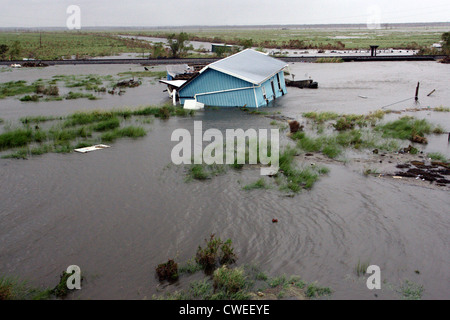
0,62,449,299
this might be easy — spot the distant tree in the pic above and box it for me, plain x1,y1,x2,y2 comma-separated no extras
0,44,9,59
9,41,22,59
214,46,228,58
167,32,192,58
151,42,166,58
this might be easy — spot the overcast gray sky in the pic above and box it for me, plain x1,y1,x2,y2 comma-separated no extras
0,0,449,27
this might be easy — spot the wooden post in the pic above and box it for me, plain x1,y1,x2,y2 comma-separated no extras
415,82,420,101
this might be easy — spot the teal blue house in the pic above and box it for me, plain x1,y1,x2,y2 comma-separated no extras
178,49,288,108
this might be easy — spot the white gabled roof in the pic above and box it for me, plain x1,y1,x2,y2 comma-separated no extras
200,49,288,85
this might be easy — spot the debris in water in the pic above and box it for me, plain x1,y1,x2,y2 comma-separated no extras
74,144,110,153
272,219,278,223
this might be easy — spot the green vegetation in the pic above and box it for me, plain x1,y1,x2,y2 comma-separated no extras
315,57,344,63
399,280,424,300
134,27,443,51
0,80,36,99
154,237,331,300
427,152,449,163
243,178,269,190
0,32,154,60
433,106,450,112
195,235,237,270
117,70,166,79
305,282,333,298
167,32,193,58
355,259,370,276
375,116,440,142
0,105,194,159
0,276,51,300
186,164,227,181
276,146,329,192
100,126,146,142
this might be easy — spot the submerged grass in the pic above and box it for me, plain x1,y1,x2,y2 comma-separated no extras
375,116,437,141
277,146,329,193
427,152,449,163
154,236,331,301
1,105,192,159
242,178,269,190
0,276,52,300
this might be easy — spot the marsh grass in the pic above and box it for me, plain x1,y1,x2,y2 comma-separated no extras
427,152,448,163
355,259,370,276
277,146,329,192
242,178,269,190
100,126,146,142
186,163,227,181
375,116,436,141
0,80,36,99
305,282,333,298
0,276,52,300
433,106,450,112
315,57,344,63
117,71,166,78
399,280,424,300
1,105,191,159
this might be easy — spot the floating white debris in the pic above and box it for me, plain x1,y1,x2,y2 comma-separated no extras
184,100,204,110
392,176,403,179
74,144,110,153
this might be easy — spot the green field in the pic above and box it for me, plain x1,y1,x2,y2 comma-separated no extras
130,27,446,50
0,26,447,60
0,32,152,60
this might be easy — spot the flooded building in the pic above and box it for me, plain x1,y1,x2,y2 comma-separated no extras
178,49,288,108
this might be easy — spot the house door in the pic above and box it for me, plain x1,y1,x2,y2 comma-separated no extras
276,73,284,96
271,80,276,100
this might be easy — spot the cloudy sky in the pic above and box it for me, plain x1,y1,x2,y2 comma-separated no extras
0,0,449,27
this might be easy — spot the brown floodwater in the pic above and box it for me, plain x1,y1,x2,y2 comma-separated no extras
0,61,449,299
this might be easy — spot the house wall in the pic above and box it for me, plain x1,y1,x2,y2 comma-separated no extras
254,71,287,107
179,68,287,108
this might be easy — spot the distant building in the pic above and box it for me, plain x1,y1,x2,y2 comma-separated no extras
178,49,288,108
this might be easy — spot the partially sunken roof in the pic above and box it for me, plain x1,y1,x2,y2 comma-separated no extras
201,49,288,85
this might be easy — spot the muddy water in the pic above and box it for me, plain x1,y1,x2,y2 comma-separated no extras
0,62,449,299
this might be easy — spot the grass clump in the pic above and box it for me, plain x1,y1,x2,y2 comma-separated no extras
375,116,436,141
20,94,40,102
305,282,332,298
50,271,83,298
20,115,59,124
243,178,269,190
155,259,179,282
92,117,120,132
0,128,33,150
303,111,340,123
399,280,424,300
195,234,237,271
0,276,51,300
100,126,146,142
213,266,248,298
178,258,203,275
276,146,328,192
0,80,36,99
315,57,344,63
427,152,448,163
433,106,450,112
65,91,98,100
355,259,370,276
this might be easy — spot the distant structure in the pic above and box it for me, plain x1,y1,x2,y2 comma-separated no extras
370,45,379,57
177,49,288,108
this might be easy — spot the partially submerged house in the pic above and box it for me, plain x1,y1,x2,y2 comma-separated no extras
176,49,288,108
